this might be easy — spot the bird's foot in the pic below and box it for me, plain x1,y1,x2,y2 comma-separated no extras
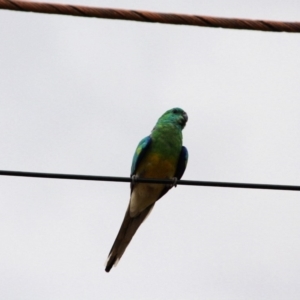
131,175,138,187
169,177,178,188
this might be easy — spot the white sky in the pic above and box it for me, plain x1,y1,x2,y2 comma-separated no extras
1,1,300,299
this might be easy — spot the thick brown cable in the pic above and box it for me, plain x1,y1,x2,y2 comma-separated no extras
0,0,299,33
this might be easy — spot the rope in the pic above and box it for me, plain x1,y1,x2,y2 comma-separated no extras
0,0,300,33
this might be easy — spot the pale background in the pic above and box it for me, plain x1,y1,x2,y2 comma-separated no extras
1,1,300,299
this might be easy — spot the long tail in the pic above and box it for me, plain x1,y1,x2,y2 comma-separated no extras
105,203,155,272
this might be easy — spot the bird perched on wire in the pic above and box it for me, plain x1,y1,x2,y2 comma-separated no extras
105,107,188,272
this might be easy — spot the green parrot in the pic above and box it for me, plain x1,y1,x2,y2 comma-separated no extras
105,107,188,272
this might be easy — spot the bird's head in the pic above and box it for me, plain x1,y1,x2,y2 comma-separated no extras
157,107,188,130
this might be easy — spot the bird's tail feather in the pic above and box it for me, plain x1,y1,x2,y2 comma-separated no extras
105,203,155,272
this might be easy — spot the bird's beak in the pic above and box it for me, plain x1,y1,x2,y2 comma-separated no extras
180,112,188,128
183,112,188,123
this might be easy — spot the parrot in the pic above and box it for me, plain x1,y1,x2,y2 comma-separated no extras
105,107,188,272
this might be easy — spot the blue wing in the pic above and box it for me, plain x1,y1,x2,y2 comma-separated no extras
157,146,188,200
130,136,152,176
174,146,188,180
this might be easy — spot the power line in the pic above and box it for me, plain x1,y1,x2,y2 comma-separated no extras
0,170,299,191
0,0,300,33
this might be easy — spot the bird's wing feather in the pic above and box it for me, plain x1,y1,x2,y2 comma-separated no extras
174,146,188,180
130,136,152,176
156,146,189,201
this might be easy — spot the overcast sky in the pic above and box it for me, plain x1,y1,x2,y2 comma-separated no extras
1,1,300,299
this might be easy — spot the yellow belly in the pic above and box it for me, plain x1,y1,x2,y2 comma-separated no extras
129,153,177,217
136,153,177,178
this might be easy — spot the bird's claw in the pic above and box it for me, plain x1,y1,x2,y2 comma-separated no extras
170,177,178,188
131,175,138,187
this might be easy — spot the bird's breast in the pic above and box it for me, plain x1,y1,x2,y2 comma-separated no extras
129,152,178,217
136,152,177,178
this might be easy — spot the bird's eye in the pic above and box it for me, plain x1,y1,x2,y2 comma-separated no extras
173,108,178,114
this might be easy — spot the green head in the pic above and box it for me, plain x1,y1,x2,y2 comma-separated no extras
156,107,188,130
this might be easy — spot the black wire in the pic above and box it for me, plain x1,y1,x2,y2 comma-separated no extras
0,170,299,191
